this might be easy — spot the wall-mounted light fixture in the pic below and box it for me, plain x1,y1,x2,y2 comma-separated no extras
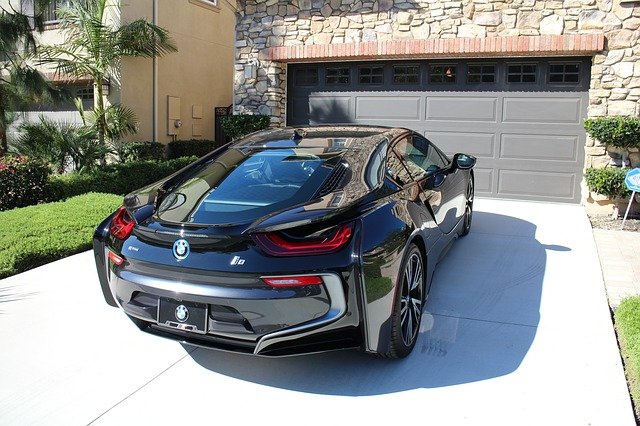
101,78,111,96
244,59,259,80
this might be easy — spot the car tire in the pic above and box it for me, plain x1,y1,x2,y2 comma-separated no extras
382,243,425,359
460,177,474,237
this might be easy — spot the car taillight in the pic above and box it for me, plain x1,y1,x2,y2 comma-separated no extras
252,222,354,256
110,207,135,240
262,275,323,287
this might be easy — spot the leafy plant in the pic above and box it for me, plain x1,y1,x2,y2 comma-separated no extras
115,141,165,162
221,114,270,140
0,1,68,154
585,167,631,199
0,192,122,278
584,116,640,149
0,155,51,211
47,156,196,201
39,0,177,148
166,139,218,159
11,115,102,173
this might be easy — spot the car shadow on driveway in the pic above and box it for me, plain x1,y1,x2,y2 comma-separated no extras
187,211,570,396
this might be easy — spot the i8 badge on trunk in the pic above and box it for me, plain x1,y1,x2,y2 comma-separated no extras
173,239,190,260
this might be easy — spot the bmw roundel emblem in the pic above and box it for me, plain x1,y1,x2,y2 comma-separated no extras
175,305,189,322
172,239,190,260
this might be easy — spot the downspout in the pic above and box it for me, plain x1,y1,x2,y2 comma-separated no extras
152,0,158,142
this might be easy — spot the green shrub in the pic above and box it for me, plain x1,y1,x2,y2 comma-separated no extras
221,114,270,140
116,141,165,162
585,167,631,199
0,193,122,278
584,116,640,149
47,156,196,201
0,156,51,211
166,139,218,159
615,296,640,419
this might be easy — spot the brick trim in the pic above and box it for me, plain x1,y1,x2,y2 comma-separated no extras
261,34,604,63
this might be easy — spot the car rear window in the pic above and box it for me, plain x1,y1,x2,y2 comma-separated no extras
155,148,341,225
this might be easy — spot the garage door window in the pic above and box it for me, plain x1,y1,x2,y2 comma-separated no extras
294,68,318,86
467,64,496,83
359,66,384,84
326,67,350,85
429,65,456,84
393,64,420,84
507,64,537,83
549,63,580,84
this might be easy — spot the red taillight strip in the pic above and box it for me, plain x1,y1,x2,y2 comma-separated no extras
107,250,125,266
262,275,323,287
110,207,135,240
253,222,354,256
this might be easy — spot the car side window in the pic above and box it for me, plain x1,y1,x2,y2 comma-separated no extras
392,136,447,181
385,149,414,186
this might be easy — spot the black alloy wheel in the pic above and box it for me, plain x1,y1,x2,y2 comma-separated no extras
384,244,425,358
461,177,474,236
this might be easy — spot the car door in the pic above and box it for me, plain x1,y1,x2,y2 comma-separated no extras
392,135,462,235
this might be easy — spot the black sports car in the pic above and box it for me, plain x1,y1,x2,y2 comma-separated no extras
93,126,475,358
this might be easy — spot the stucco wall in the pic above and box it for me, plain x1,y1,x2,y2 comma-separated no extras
121,0,235,144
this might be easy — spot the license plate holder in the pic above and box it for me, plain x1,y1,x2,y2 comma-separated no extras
157,298,208,334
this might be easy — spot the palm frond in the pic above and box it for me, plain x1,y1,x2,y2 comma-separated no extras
116,20,178,58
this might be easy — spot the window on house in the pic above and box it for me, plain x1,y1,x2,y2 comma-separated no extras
549,63,580,84
429,65,456,84
326,67,350,85
294,68,318,86
393,64,420,84
467,64,496,83
507,63,537,83
359,66,384,85
33,0,70,23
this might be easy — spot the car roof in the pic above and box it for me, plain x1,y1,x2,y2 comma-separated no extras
232,125,410,159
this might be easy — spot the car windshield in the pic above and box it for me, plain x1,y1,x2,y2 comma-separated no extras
155,147,342,225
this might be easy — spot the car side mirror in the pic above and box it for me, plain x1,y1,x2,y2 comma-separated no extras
453,153,476,170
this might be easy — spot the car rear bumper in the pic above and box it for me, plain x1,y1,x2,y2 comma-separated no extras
100,253,359,355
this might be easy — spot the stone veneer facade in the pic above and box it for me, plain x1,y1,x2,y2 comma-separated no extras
234,0,640,206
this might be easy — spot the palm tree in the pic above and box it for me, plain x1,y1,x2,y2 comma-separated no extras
39,0,177,147
0,0,66,155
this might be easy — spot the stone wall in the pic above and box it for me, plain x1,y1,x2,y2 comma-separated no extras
234,0,640,206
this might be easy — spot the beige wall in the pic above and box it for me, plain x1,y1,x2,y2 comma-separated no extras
120,0,236,144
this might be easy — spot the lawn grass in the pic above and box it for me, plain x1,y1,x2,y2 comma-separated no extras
615,296,640,418
0,193,122,279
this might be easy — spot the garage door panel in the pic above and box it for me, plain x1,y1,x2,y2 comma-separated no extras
502,97,582,124
497,170,576,199
426,97,498,122
473,168,493,195
288,59,589,204
500,134,579,162
309,96,352,124
428,131,495,159
355,96,421,120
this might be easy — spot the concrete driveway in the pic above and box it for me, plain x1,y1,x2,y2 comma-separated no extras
0,199,634,425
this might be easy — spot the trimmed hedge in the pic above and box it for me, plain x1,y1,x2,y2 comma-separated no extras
0,193,122,278
0,156,51,211
166,139,218,159
221,114,270,140
584,116,640,149
585,167,631,199
47,156,197,201
118,141,165,162
615,297,640,420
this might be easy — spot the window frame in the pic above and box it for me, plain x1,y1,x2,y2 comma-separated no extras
392,64,420,85
325,67,350,85
506,62,538,84
466,63,497,84
294,67,319,87
358,65,385,85
548,62,581,85
428,64,457,84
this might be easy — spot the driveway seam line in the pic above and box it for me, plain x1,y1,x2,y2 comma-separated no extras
431,312,537,328
86,347,198,425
